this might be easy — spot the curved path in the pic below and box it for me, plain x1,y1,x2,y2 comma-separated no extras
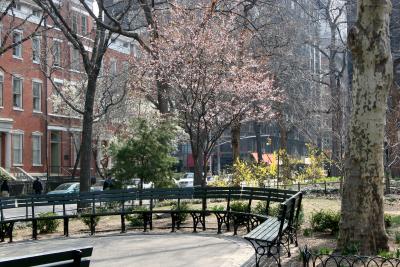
0,233,256,267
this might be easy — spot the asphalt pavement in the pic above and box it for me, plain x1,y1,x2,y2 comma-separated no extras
0,233,256,267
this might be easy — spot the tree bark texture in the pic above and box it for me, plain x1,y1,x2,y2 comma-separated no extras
191,133,207,187
79,78,97,193
338,0,393,255
231,121,241,162
157,79,169,114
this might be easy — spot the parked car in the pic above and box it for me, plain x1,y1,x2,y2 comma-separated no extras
47,182,79,195
127,179,154,189
177,172,194,188
47,182,101,194
177,173,215,187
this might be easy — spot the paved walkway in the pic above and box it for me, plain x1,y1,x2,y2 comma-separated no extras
0,233,255,267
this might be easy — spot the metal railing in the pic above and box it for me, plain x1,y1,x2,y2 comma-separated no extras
10,167,33,181
0,167,16,180
300,246,400,267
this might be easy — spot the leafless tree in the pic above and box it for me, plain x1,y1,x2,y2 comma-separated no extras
0,0,46,56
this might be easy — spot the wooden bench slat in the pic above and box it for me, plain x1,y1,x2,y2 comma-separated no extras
0,247,93,267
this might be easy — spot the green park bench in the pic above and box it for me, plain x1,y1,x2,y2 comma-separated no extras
0,187,300,245
0,246,93,267
244,192,303,267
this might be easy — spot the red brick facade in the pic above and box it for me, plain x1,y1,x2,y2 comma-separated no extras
0,1,132,178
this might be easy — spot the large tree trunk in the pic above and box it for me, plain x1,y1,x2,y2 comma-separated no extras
338,0,393,255
157,79,169,114
193,151,204,187
79,78,97,193
231,121,241,163
191,133,207,187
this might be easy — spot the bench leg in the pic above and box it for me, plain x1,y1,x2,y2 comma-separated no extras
0,223,4,242
32,219,38,240
121,214,126,233
90,216,95,235
7,223,14,243
215,214,222,234
149,214,153,231
202,212,206,231
191,213,198,233
171,212,177,232
64,217,69,237
73,249,83,266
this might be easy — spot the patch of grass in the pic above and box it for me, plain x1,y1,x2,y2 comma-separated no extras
303,228,312,237
395,232,400,244
378,249,400,259
211,205,225,212
385,214,393,228
342,242,360,256
391,215,400,226
317,247,333,255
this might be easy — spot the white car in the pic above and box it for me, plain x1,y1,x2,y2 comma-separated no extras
177,172,194,188
178,178,194,188
127,179,154,189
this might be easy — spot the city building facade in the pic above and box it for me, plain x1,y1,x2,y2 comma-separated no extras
0,0,133,179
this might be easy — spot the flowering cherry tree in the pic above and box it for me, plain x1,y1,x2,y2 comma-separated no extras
132,5,278,186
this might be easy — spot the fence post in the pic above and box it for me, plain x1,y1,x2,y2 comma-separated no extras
324,181,327,195
298,182,301,191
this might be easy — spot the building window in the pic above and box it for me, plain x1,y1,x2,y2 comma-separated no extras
81,15,88,35
32,134,41,165
12,133,23,165
13,76,23,108
32,36,40,63
0,73,3,107
72,13,78,33
32,9,42,18
32,81,41,112
52,40,61,67
13,31,23,58
71,48,80,70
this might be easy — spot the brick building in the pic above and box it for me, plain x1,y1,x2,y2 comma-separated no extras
0,0,133,179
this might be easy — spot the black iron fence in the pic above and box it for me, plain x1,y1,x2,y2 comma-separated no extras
300,246,400,267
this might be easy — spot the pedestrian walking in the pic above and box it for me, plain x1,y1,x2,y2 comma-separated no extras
33,177,43,195
1,180,10,197
103,176,113,191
